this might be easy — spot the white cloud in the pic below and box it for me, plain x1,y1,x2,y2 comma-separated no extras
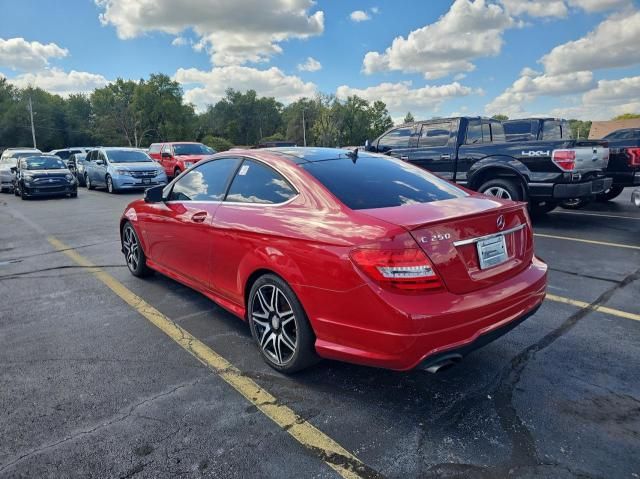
582,75,640,107
336,81,476,118
371,7,380,14
541,10,640,75
501,0,568,17
362,0,514,79
567,0,631,12
171,36,187,46
485,70,595,116
174,66,317,110
9,68,109,96
0,37,68,71
96,0,324,66
297,56,321,72
350,10,371,22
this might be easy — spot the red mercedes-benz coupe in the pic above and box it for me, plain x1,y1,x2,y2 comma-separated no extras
120,148,547,373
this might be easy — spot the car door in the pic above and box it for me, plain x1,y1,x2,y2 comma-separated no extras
92,151,108,185
374,125,416,160
161,144,174,176
408,120,456,179
206,158,299,305
141,157,241,288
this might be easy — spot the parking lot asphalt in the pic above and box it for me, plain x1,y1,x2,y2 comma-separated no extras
1,187,639,479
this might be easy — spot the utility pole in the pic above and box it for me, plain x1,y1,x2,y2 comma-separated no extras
302,108,306,147
28,96,37,149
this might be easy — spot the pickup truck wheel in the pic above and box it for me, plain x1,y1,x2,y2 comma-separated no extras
560,198,590,209
596,185,624,202
173,168,181,178
478,178,523,201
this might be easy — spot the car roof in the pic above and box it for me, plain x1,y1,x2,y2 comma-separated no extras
258,147,380,164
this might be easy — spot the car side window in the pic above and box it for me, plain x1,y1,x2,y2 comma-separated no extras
149,144,161,154
162,144,172,155
377,127,412,152
418,122,451,147
465,120,483,144
225,159,296,204
98,152,108,163
490,121,506,142
168,158,240,202
542,121,562,140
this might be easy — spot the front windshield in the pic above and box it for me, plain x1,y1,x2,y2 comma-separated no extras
173,144,211,156
13,151,41,159
106,150,153,163
24,157,66,170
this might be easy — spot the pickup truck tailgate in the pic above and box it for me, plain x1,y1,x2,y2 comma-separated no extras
570,141,609,172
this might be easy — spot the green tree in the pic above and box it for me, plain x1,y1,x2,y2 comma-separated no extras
568,119,592,139
403,112,415,123
491,114,509,121
369,100,393,139
612,113,640,120
91,79,141,146
202,135,233,152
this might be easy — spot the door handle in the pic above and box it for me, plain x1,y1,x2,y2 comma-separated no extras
440,154,451,160
400,155,409,161
191,211,207,223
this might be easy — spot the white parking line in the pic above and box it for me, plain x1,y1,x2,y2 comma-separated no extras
550,210,640,221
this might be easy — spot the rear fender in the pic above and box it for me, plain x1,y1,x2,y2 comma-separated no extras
467,156,531,190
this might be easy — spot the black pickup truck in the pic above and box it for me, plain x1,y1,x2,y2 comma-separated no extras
366,117,611,213
599,128,640,201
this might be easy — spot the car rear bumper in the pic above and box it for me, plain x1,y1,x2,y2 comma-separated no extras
606,170,640,187
529,177,613,199
299,256,547,371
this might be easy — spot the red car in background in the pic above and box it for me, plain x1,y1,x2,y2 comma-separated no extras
148,142,215,178
120,147,547,373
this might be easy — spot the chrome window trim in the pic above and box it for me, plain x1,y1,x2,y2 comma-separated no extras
452,224,526,247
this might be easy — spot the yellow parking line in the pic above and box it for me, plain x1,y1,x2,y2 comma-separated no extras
47,236,373,479
534,233,640,251
547,294,640,322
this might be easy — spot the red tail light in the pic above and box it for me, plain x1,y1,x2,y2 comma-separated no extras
552,149,576,171
625,147,640,167
350,247,443,291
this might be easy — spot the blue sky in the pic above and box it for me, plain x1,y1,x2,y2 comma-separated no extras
1,0,639,121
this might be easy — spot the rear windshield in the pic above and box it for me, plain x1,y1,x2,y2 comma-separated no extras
173,144,211,155
301,155,466,210
106,150,153,163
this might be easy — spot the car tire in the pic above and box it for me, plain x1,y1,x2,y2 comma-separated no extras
14,186,19,196
86,174,95,190
596,185,624,202
529,200,557,216
560,198,591,209
70,191,78,198
248,274,319,374
174,168,181,178
121,222,152,277
478,178,524,201
106,175,117,194
19,184,28,200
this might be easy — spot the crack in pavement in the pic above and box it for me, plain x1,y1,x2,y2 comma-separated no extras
0,264,125,281
0,378,205,474
492,266,640,469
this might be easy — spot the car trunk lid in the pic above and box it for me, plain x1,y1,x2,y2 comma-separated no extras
360,196,533,294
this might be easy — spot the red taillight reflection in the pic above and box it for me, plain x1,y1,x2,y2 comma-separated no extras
552,150,576,171
350,248,443,291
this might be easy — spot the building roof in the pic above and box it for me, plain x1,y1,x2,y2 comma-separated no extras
589,119,640,139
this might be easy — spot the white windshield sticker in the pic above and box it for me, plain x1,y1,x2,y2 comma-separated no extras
238,165,249,176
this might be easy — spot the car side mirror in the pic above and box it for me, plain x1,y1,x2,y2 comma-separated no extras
144,185,165,203
364,139,375,152
161,152,171,158
96,159,105,165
